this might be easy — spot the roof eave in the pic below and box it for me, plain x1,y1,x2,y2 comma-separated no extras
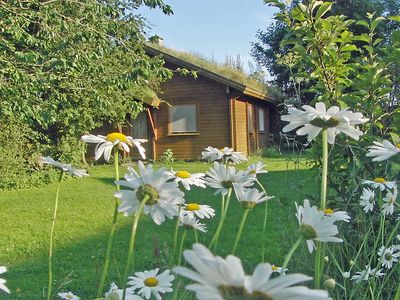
243,87,279,104
145,45,278,104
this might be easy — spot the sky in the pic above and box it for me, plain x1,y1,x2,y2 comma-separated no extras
137,0,277,71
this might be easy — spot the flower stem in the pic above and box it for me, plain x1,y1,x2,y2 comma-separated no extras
232,208,250,254
177,229,188,267
122,196,149,300
315,129,328,288
47,170,64,300
97,147,120,298
281,236,303,276
320,129,328,210
172,205,181,261
209,188,232,250
194,228,199,243
257,179,268,262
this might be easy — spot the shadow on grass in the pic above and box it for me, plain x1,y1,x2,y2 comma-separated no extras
93,177,117,186
3,169,318,299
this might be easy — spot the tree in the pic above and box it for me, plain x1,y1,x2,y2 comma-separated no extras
251,0,399,103
0,0,173,187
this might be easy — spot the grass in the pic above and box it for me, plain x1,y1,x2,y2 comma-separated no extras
0,156,319,299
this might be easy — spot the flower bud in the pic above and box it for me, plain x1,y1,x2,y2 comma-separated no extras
323,278,336,289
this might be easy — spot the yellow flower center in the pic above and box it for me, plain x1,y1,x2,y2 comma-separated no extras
144,277,159,287
373,177,386,183
176,170,191,179
66,295,73,299
186,203,201,211
396,143,400,149
324,208,334,215
106,132,128,143
271,265,279,271
249,170,257,175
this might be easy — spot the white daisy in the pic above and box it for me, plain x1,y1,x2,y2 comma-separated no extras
220,147,247,164
382,189,398,215
362,178,397,191
165,169,206,190
351,265,385,283
323,208,351,222
378,246,400,269
181,203,215,219
360,188,375,213
39,157,88,177
233,183,273,209
115,161,185,225
0,267,9,294
81,132,147,161
281,102,368,144
270,264,288,275
366,140,400,162
201,146,247,164
205,162,254,196
57,291,80,300
105,282,143,300
128,268,174,300
245,161,268,178
173,243,330,300
201,146,224,162
179,214,207,233
342,271,350,279
296,199,343,253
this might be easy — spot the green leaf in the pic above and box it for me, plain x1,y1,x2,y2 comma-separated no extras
354,34,370,43
315,2,332,19
371,17,385,31
363,45,374,55
356,20,369,28
389,133,400,145
341,44,358,52
373,38,383,47
388,16,400,22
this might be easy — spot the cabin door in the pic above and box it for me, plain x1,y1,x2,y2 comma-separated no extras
130,111,150,158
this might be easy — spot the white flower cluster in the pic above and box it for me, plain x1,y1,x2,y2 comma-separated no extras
361,179,398,215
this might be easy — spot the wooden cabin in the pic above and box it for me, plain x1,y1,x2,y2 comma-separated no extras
100,45,280,161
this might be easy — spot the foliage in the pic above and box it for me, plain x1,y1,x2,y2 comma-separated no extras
0,118,58,189
263,1,400,298
160,148,175,163
0,0,174,188
252,0,400,107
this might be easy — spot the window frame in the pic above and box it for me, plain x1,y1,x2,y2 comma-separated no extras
247,104,254,134
168,103,199,136
258,107,265,133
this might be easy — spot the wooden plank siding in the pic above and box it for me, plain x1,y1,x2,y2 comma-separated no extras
152,69,232,160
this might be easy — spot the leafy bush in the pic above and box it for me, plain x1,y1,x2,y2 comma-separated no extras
0,120,57,189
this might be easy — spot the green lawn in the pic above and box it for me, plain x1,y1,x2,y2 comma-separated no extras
0,156,318,299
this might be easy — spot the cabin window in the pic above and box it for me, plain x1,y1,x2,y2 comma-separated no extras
169,104,198,134
248,105,254,133
259,108,265,132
